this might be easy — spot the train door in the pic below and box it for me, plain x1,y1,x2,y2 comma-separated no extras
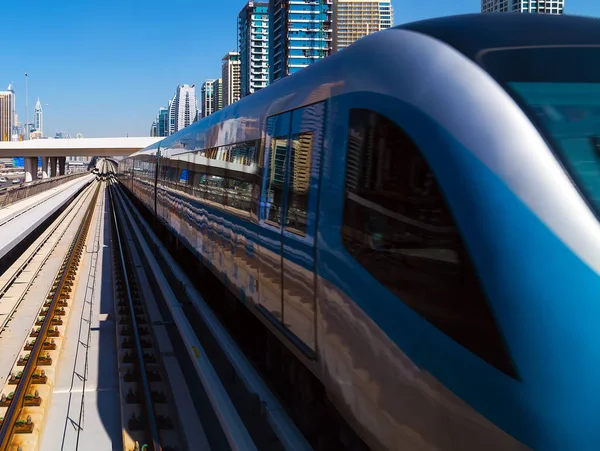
281,103,324,354
258,112,291,322
260,103,324,354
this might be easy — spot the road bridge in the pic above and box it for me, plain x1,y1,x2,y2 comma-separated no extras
0,137,161,181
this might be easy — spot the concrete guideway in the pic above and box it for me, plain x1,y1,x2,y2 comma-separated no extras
39,182,121,451
0,174,95,261
0,183,101,451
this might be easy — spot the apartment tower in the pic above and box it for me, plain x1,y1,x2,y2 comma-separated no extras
333,0,393,52
238,2,270,97
222,52,242,107
269,0,333,83
481,0,564,13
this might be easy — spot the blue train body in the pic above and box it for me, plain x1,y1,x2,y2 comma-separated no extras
119,14,600,450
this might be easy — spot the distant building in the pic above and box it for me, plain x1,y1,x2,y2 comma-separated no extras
201,80,216,118
34,98,43,137
222,52,241,107
30,130,42,140
150,107,169,137
333,0,393,52
213,78,223,112
269,0,333,83
0,85,16,141
168,84,197,135
238,2,270,97
482,0,564,13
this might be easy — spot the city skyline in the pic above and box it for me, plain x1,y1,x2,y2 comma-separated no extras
1,0,598,138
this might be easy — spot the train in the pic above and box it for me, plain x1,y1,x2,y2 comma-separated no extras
117,13,600,451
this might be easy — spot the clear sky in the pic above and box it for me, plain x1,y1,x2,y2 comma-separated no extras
1,0,599,138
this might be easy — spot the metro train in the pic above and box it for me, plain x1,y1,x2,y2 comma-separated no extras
118,13,600,451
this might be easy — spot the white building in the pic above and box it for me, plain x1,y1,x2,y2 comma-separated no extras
333,0,394,52
167,84,197,135
222,52,242,107
482,0,564,13
34,98,43,137
0,85,16,141
201,80,217,118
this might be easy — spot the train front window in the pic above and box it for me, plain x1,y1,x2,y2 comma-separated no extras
341,109,517,378
479,46,600,216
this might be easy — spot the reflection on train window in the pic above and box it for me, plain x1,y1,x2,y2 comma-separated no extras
341,109,516,377
285,132,313,235
264,137,288,225
156,140,259,216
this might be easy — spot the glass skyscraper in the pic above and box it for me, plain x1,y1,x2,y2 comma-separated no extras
238,2,270,97
269,0,333,83
482,0,564,13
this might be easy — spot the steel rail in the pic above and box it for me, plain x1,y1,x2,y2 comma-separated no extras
0,184,96,336
0,184,100,451
108,184,162,451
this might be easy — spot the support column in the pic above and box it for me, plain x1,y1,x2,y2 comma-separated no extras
24,157,38,183
49,157,57,177
58,157,66,176
41,157,49,179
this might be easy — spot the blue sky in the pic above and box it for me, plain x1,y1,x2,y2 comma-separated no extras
1,0,599,138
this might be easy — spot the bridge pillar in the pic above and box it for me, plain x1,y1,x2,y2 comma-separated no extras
24,157,38,183
41,157,49,179
58,157,66,176
49,157,57,177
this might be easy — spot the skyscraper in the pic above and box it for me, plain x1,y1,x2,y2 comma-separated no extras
222,52,242,107
238,2,270,97
482,0,564,13
333,0,393,52
213,79,223,113
269,0,333,83
201,80,216,118
0,85,15,142
168,84,197,135
34,98,43,137
151,107,169,137
157,107,168,137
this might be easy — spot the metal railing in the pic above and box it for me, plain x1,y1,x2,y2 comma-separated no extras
0,172,90,210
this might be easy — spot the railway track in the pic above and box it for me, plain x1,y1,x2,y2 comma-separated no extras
109,179,311,451
0,183,101,451
108,185,183,451
0,183,96,340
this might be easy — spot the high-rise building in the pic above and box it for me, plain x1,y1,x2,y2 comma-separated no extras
269,0,333,83
482,0,564,13
34,98,43,137
213,79,223,113
0,85,16,142
157,107,168,137
167,84,197,135
150,107,169,137
201,80,216,118
222,52,242,107
333,0,393,52
238,2,270,97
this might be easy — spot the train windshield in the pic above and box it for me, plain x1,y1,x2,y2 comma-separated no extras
480,46,600,214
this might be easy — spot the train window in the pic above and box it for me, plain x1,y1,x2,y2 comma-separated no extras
264,137,288,225
341,109,516,377
284,132,313,235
